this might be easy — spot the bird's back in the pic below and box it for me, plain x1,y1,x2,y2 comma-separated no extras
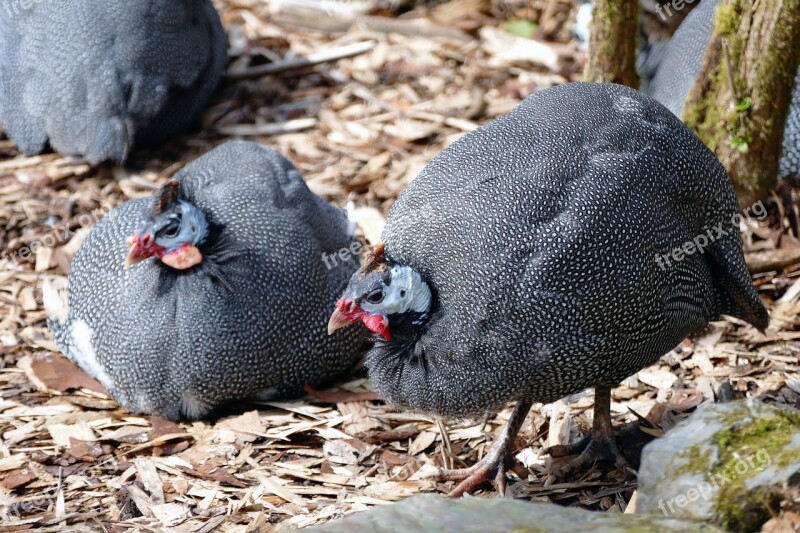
378,83,766,416
0,0,226,163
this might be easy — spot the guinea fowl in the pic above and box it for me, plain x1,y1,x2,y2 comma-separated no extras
48,141,363,420
0,0,227,165
328,83,769,496
646,0,800,178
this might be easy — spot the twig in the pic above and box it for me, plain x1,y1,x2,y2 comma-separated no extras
227,41,376,81
746,248,800,273
435,418,454,470
404,110,480,132
721,38,739,111
217,118,317,137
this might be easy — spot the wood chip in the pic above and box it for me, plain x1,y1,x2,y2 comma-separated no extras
47,421,96,448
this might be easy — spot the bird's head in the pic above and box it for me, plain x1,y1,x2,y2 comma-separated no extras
328,243,432,341
125,179,209,270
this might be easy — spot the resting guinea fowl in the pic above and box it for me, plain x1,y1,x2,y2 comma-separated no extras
646,0,800,179
0,0,227,165
328,83,769,496
48,141,363,420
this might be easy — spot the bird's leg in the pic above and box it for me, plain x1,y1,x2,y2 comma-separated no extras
545,385,630,477
776,178,800,239
437,399,533,497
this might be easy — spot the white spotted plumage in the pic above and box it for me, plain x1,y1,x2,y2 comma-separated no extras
49,141,364,420
365,83,767,420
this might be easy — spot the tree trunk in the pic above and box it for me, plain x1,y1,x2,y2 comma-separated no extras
683,0,800,208
584,0,640,87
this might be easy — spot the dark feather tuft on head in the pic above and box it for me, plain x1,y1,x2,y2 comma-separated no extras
361,242,387,276
152,179,181,215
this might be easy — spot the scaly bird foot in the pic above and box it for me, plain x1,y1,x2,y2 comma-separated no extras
437,399,533,497
437,450,510,497
545,385,633,479
545,429,630,478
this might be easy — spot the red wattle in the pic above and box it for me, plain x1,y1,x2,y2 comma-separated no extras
364,313,390,341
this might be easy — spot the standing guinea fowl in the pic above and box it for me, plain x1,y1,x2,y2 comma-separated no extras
328,83,769,496
48,141,363,420
0,0,227,165
646,0,800,178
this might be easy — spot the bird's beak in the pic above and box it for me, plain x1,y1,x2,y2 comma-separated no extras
327,299,391,340
125,236,153,268
327,301,356,335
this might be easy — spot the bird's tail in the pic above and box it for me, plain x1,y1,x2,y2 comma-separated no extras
708,237,769,332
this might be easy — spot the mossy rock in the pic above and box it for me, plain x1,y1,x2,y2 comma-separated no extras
310,494,721,532
637,399,800,532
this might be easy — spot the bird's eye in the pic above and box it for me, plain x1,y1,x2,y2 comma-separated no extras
400,290,407,298
365,290,384,304
160,224,180,239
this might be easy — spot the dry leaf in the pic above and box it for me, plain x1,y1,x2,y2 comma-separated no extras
29,353,108,395
637,368,678,389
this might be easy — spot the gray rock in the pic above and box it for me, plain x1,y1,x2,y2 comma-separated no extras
638,399,800,531
309,494,722,533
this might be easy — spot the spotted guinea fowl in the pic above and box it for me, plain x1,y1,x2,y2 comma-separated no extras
328,82,769,496
48,141,363,420
646,0,800,178
0,0,227,165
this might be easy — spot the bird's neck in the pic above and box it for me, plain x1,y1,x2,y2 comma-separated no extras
381,309,430,352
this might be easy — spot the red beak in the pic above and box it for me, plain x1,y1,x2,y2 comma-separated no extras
125,234,165,269
125,236,152,268
327,299,390,340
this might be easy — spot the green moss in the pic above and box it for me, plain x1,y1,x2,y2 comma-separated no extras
716,486,778,533
713,410,800,460
713,1,741,36
710,410,800,532
684,0,799,205
730,135,751,153
675,443,714,476
682,0,752,153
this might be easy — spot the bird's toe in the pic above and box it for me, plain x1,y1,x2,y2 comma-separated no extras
547,432,632,479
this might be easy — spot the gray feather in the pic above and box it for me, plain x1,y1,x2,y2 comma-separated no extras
0,0,227,164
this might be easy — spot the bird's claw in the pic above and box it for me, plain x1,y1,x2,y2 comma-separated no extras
436,400,533,497
545,432,631,479
437,455,507,497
